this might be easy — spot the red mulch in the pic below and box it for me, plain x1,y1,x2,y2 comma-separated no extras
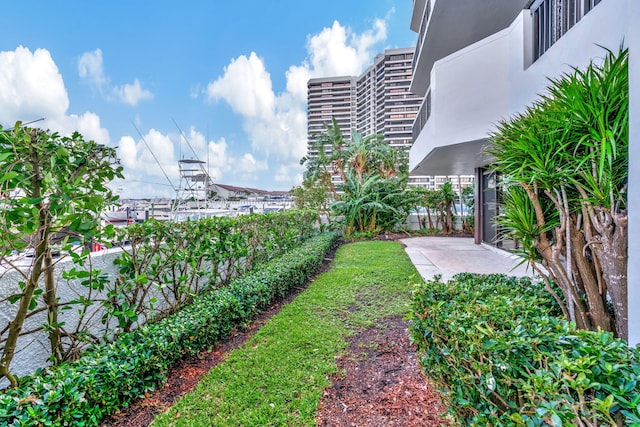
100,241,450,426
315,317,450,427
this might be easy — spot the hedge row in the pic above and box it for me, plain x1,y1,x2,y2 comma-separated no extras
409,273,640,426
0,232,338,427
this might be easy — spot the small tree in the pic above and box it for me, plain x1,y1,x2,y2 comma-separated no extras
489,48,628,338
0,123,123,386
290,181,331,227
302,120,410,236
437,181,457,233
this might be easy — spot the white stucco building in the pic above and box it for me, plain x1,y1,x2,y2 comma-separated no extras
408,0,638,345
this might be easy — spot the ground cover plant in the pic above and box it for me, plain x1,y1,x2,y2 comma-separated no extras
0,232,337,426
410,273,640,425
151,240,435,426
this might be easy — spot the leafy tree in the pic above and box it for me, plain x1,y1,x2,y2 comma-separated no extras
461,184,474,233
301,119,410,236
489,48,628,338
290,181,331,227
0,123,123,387
405,186,429,229
437,181,457,233
300,118,347,200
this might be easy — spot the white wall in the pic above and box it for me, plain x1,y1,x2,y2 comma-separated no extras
410,27,512,173
515,2,629,111
410,0,630,173
409,0,638,343
627,0,639,347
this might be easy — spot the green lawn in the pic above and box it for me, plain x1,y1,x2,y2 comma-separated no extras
151,240,421,427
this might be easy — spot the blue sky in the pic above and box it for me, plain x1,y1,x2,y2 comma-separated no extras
0,1,416,198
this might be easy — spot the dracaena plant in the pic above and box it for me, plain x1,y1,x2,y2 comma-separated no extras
489,47,628,339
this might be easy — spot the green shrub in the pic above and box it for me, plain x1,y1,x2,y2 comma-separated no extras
0,232,338,427
409,273,640,426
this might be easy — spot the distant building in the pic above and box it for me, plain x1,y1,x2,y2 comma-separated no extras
306,48,473,193
307,76,357,144
211,183,289,201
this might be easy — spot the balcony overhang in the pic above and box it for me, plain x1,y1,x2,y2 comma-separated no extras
410,139,491,176
411,0,427,32
410,0,530,96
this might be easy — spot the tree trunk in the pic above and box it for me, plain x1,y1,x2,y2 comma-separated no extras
44,247,63,363
569,221,612,332
524,182,591,330
0,135,48,386
593,208,628,339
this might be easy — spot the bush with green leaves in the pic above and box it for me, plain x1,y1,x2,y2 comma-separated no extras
300,118,412,236
102,209,318,335
409,273,640,426
0,232,338,427
0,208,318,386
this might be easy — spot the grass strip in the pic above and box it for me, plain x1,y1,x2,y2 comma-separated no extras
151,240,422,427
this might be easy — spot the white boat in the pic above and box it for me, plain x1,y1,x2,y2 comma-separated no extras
101,207,135,224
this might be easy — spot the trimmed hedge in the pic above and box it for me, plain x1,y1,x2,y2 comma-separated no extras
0,232,338,427
409,273,640,426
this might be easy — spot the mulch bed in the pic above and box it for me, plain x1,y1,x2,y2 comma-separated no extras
315,317,449,427
101,240,450,426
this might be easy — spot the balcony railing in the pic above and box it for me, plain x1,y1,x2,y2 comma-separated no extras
531,0,602,60
413,0,432,74
412,89,431,142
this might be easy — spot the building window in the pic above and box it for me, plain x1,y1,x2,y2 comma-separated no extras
531,0,602,60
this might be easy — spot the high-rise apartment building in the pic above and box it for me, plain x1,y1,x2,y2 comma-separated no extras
307,48,471,192
306,76,357,145
356,48,419,151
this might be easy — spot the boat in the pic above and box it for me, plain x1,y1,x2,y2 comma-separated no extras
101,206,136,224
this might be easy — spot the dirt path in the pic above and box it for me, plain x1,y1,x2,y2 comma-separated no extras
315,317,449,426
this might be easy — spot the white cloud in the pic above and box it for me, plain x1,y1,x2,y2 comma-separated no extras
63,112,110,144
285,19,387,103
78,48,153,106
0,46,110,144
78,48,108,91
118,135,138,170
113,79,154,106
206,52,275,119
114,130,176,190
306,20,385,77
0,46,69,125
237,153,268,181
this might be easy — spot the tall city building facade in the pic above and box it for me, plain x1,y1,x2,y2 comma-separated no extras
306,76,357,147
307,47,472,192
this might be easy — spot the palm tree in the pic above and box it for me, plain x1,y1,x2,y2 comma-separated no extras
438,181,457,233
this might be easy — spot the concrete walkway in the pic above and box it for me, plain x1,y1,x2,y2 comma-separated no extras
400,236,534,282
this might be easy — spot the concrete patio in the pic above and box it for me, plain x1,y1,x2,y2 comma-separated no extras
400,236,535,282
